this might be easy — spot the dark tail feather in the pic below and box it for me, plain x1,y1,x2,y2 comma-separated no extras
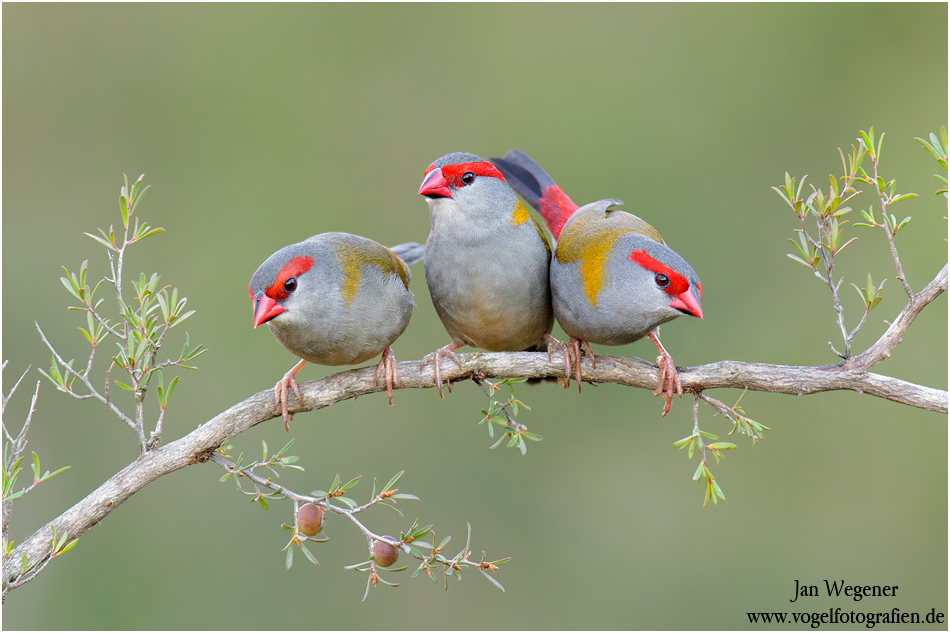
490,150,551,210
389,242,425,265
489,150,578,240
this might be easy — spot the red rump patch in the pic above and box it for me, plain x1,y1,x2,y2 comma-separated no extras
538,185,578,240
265,256,314,301
628,249,690,296
434,161,506,188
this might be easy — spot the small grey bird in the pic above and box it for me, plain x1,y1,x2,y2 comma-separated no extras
491,150,703,414
250,232,423,429
418,152,554,396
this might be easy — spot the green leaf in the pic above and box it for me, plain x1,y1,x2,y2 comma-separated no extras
340,475,362,492
38,466,70,482
60,275,82,301
480,569,506,592
78,327,95,346
134,225,164,242
383,470,404,494
273,439,296,459
693,462,704,481
119,187,129,228
83,233,109,254
300,543,319,566
130,181,150,216
48,356,63,386
163,376,179,408
337,496,358,508
712,480,726,501
411,524,432,540
673,435,695,448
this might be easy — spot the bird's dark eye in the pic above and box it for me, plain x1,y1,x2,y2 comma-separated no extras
461,171,475,185
283,277,297,293
655,273,670,288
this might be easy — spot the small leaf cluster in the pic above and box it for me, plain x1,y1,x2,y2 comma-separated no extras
772,128,934,358
850,274,887,314
285,470,419,570
851,130,917,237
217,439,303,510
722,390,769,446
2,448,69,504
2,363,75,596
349,521,510,601
773,141,865,271
674,429,731,507
37,174,205,453
676,391,769,506
477,377,542,455
913,127,948,197
211,447,508,600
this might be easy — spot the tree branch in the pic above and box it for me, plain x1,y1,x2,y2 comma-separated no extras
849,262,947,368
5,259,945,594
5,316,947,592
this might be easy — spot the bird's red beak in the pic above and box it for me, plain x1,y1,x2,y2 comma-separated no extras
252,292,285,327
419,167,451,198
670,287,703,319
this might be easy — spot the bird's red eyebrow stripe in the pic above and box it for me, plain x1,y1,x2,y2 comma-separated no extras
425,161,505,188
265,256,314,300
628,249,689,296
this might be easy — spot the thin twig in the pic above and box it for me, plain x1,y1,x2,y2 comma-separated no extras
869,154,913,298
35,323,137,432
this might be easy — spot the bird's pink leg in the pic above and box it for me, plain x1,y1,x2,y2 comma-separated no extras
375,346,399,405
544,333,572,389
546,334,594,392
274,359,307,431
571,338,596,393
420,341,463,398
648,330,682,416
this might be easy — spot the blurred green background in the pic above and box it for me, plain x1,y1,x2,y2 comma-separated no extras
3,3,947,629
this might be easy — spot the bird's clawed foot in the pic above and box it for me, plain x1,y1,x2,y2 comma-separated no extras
274,359,307,431
375,346,400,405
420,342,462,398
543,334,571,388
545,334,594,392
648,330,682,416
